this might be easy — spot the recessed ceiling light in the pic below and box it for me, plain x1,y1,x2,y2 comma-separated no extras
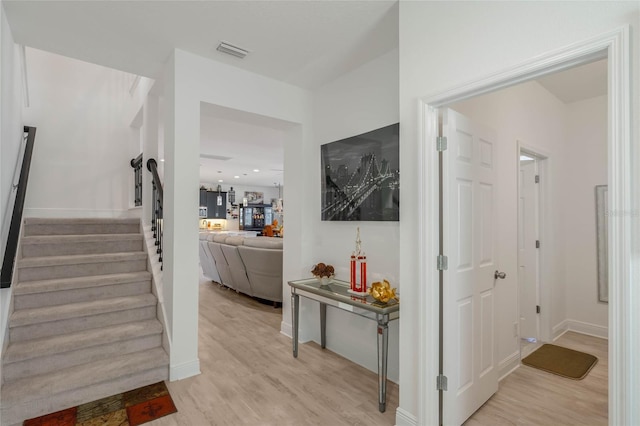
218,179,223,183
253,169,260,172
160,158,165,162
234,176,240,179
216,41,249,59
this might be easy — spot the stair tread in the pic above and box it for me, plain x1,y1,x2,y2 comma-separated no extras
18,252,147,268
10,294,157,327
4,320,163,364
1,348,169,405
22,234,143,244
14,272,151,295
24,218,140,225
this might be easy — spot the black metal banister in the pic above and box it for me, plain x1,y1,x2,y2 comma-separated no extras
146,158,163,202
1,126,37,288
146,158,163,270
130,154,143,207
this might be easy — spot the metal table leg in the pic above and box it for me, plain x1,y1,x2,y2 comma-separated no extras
320,302,327,349
292,292,299,358
377,313,389,413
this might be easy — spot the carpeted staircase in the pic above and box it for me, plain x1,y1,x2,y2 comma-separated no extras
0,218,169,425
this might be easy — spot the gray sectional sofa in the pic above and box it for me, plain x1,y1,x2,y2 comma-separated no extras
199,233,283,303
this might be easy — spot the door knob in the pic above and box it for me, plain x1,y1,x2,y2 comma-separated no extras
494,270,507,280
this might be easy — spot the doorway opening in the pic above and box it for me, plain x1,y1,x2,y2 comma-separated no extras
517,148,546,359
419,27,629,426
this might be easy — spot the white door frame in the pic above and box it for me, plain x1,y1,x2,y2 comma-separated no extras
517,143,550,344
417,27,632,425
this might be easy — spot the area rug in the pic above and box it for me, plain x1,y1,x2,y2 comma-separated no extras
23,381,177,426
522,343,598,380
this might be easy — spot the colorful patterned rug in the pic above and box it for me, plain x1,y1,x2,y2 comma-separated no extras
24,381,177,426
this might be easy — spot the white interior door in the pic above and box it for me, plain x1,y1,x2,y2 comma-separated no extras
442,108,499,426
518,158,540,341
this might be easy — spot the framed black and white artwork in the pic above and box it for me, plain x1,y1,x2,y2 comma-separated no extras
321,123,399,221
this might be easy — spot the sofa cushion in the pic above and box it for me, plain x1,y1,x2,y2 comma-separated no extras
242,237,283,250
224,236,245,246
220,244,253,296
237,245,283,302
212,234,229,243
199,240,221,283
208,241,234,288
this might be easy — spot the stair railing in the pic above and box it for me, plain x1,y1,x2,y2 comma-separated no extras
146,158,163,270
1,126,37,288
130,154,143,207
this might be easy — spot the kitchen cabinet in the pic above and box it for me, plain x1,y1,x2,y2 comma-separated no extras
205,191,227,219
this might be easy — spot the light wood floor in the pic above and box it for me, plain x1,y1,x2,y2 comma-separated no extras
465,332,608,426
151,278,398,425
151,277,606,425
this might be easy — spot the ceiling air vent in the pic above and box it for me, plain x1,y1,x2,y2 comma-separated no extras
216,41,249,59
200,154,232,161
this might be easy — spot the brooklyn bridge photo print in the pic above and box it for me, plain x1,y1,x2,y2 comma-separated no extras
321,123,399,221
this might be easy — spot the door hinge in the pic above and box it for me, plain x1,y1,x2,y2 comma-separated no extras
436,136,448,152
437,255,448,271
536,240,540,249
536,305,541,314
437,374,448,391
535,174,540,183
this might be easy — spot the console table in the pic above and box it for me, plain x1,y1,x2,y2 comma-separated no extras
288,278,399,412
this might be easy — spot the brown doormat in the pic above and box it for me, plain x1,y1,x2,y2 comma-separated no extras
23,381,177,426
522,343,598,380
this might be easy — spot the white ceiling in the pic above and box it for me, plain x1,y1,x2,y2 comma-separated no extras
199,103,295,188
6,2,607,188
3,1,398,89
536,59,607,103
4,1,398,188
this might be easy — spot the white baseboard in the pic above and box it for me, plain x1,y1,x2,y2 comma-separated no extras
552,319,569,341
280,321,292,338
498,350,520,381
23,208,133,218
170,359,201,381
552,319,608,341
280,320,312,343
395,407,418,426
565,319,608,339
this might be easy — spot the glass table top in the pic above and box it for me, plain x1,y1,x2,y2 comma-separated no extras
288,278,399,315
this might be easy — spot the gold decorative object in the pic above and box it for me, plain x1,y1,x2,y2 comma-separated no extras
368,280,399,304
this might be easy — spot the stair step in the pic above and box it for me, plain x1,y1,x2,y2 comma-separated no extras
21,233,144,258
23,217,140,236
14,272,151,309
9,294,157,342
17,252,147,281
3,320,163,382
0,348,169,425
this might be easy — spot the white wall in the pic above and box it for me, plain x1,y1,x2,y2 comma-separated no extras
563,95,608,335
162,49,313,380
0,2,23,259
398,2,639,424
309,48,399,382
0,0,23,383
451,80,568,375
22,48,139,218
